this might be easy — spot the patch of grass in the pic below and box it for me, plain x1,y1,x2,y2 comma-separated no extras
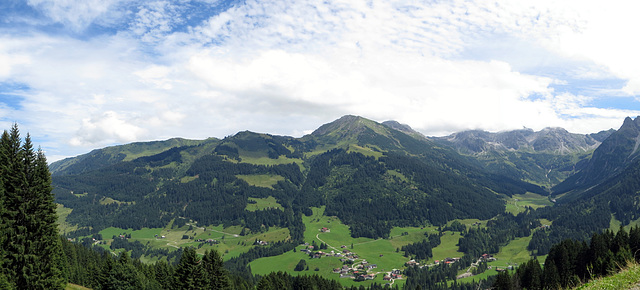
610,214,622,232
347,144,383,158
66,283,92,290
431,232,464,262
576,262,640,290
180,175,198,183
99,197,134,205
490,236,537,268
236,174,285,189
56,204,78,235
504,192,553,214
130,228,164,239
456,268,502,284
238,153,304,166
386,170,409,182
245,196,284,211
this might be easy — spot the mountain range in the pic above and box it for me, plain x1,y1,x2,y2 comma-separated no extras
50,115,640,248
434,126,614,189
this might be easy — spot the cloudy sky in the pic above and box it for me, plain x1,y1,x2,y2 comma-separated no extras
1,0,640,162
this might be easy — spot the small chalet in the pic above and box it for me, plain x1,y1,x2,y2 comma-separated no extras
481,253,496,261
405,259,419,266
444,257,459,264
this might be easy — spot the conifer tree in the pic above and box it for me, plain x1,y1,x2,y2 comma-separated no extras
174,247,206,289
0,125,66,289
202,249,230,289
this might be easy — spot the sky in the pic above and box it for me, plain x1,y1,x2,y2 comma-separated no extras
1,0,640,162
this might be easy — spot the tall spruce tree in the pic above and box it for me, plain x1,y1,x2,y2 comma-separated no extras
174,247,206,289
0,125,66,289
202,249,230,289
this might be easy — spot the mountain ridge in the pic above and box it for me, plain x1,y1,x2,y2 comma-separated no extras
432,126,614,188
50,115,545,240
435,127,608,154
553,116,640,195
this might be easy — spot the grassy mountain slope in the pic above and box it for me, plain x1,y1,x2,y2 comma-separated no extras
50,137,218,176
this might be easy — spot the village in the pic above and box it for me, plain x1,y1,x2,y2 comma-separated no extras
294,227,510,284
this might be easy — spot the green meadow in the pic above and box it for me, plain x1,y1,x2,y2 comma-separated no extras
245,196,284,211
236,174,285,189
56,204,77,235
431,232,465,262
504,192,553,214
62,201,552,287
251,207,469,288
94,220,290,262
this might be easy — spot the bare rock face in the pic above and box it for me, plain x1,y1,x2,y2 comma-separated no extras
437,127,607,155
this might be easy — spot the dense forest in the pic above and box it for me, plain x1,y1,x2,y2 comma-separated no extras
494,226,640,289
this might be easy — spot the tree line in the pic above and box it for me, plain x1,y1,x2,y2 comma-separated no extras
493,226,640,289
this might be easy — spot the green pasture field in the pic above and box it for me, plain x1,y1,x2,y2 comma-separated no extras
65,283,91,290
250,207,459,288
388,225,438,251
456,267,502,285
61,203,551,287
237,174,285,189
489,236,537,268
245,196,284,211
609,215,640,233
346,144,383,158
237,151,304,166
180,175,198,183
56,204,77,235
250,248,393,288
457,235,547,284
96,221,291,262
386,169,409,182
431,232,465,262
504,192,553,214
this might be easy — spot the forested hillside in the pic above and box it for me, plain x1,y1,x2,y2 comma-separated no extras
52,115,543,240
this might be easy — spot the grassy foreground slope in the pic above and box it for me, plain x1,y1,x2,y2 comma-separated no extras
576,263,640,290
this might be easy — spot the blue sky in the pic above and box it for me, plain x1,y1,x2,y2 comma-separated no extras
1,0,639,162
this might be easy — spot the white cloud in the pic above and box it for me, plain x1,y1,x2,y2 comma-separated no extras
70,111,146,146
27,0,124,31
2,0,640,161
